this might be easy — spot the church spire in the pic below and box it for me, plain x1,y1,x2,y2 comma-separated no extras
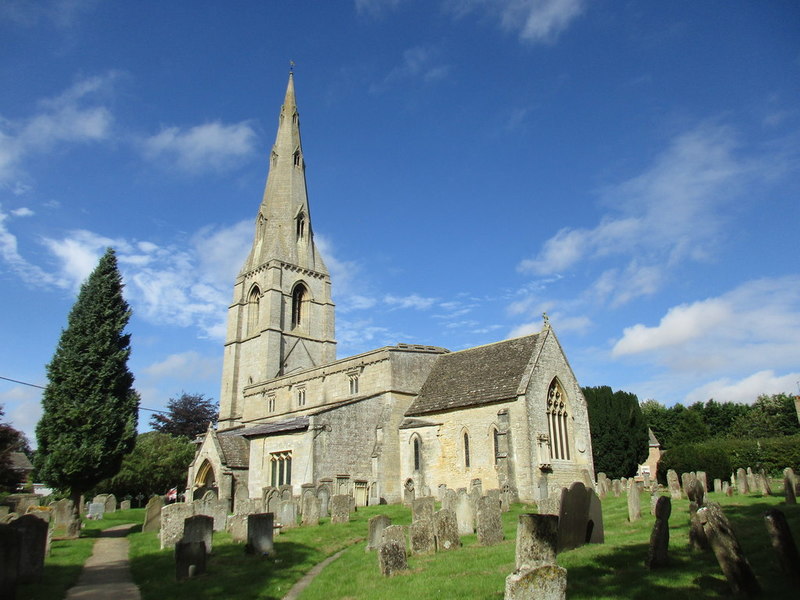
241,72,326,275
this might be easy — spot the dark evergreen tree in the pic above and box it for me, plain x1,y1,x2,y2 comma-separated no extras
35,248,138,511
150,392,218,439
0,405,29,492
583,386,649,478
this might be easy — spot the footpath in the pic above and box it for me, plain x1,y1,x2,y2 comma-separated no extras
64,523,141,600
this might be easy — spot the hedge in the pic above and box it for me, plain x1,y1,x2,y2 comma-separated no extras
657,434,800,485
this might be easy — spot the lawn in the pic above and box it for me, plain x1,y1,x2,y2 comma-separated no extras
18,489,800,599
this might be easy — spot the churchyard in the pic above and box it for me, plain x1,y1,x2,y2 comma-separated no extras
5,477,798,600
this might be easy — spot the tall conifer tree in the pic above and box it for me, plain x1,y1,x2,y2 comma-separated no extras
35,248,138,509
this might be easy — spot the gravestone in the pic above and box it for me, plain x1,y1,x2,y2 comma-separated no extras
785,477,797,505
378,540,407,576
455,489,474,535
301,494,320,526
696,471,708,493
505,564,567,600
175,540,206,581
646,496,671,569
182,514,213,554
476,495,503,546
627,485,641,522
759,471,772,496
226,513,248,543
330,495,351,524
381,524,407,549
650,492,660,516
586,489,604,544
433,509,460,551
688,501,709,552
160,503,194,549
0,523,20,598
87,502,105,520
611,480,621,497
9,514,47,583
722,481,730,495
438,484,447,500
597,472,608,499
316,484,331,518
403,479,415,505
666,470,682,499
278,500,297,529
120,500,131,511
366,515,392,552
736,468,749,494
409,517,436,555
515,514,558,571
763,508,800,585
246,513,274,555
194,494,228,531
713,479,722,493
142,496,164,533
233,481,250,515
263,487,280,516
746,467,757,493
557,482,591,552
442,488,458,513
698,502,760,597
25,507,51,524
50,498,74,531
104,494,117,513
411,496,435,523
687,479,705,506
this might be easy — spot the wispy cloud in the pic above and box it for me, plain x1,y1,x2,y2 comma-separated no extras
447,0,586,44
684,370,800,405
142,351,221,382
370,46,450,94
612,276,800,376
141,121,258,173
384,293,438,310
354,0,404,17
0,0,96,29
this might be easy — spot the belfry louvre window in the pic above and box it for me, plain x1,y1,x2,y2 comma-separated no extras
270,451,292,487
546,380,570,460
291,284,306,328
267,394,276,413
247,286,260,334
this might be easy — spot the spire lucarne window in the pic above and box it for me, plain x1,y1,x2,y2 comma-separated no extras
546,379,570,460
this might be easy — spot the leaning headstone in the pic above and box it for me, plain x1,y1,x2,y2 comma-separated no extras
87,502,105,520
330,495,350,524
646,496,671,569
0,523,20,598
301,494,320,527
557,482,591,552
142,495,164,533
182,514,213,554
689,501,709,552
160,503,194,549
476,495,503,546
667,470,682,500
367,515,392,552
627,485,641,522
409,518,436,555
226,513,248,543
698,502,760,597
9,514,47,582
759,472,773,496
455,489,474,535
246,513,274,555
764,508,800,585
412,496,435,523
505,564,567,600
378,540,407,576
175,540,206,580
278,500,297,529
433,509,460,551
785,477,797,505
515,514,558,571
737,468,750,494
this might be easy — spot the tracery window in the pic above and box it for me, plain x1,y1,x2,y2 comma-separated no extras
546,379,571,460
270,451,292,487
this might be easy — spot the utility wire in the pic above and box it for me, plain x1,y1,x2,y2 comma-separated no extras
0,374,169,415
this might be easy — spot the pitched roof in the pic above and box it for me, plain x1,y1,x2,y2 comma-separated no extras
216,431,250,468
239,416,310,439
9,452,33,471
406,334,540,416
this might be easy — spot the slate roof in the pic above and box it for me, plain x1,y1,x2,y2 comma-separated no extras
9,452,33,472
239,416,310,439
216,432,250,468
406,334,540,416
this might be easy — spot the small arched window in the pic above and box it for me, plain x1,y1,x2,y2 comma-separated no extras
291,284,307,328
296,213,306,240
547,379,570,460
492,427,499,465
247,286,260,334
463,431,470,468
413,437,421,472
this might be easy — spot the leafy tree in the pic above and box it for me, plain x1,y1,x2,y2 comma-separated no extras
583,386,649,478
91,432,195,498
150,392,218,439
728,393,800,439
35,248,139,512
0,405,30,492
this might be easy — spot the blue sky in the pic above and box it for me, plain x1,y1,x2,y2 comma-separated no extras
1,1,799,445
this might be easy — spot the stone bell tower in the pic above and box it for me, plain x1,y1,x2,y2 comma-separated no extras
218,73,336,430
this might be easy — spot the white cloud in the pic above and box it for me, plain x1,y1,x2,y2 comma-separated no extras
10,207,34,217
508,312,589,338
0,73,115,186
42,229,127,290
0,204,63,287
0,385,42,445
384,293,438,310
447,0,585,44
612,276,800,375
142,121,257,173
142,351,220,382
684,370,800,405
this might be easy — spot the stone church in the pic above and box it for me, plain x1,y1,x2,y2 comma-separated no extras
186,74,595,507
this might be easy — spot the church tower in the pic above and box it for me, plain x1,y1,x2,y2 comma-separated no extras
218,73,336,430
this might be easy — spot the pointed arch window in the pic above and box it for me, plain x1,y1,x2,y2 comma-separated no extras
291,283,308,329
296,213,306,241
413,436,422,472
247,285,260,335
293,149,302,168
546,379,571,460
463,431,471,468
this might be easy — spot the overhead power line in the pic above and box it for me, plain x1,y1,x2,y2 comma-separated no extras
0,374,169,415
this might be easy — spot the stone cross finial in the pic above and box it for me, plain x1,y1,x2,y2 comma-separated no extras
289,60,295,73
542,312,550,327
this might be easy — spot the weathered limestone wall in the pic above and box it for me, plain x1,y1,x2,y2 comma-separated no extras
247,429,313,498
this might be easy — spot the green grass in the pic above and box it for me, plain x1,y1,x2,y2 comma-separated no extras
18,491,800,599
